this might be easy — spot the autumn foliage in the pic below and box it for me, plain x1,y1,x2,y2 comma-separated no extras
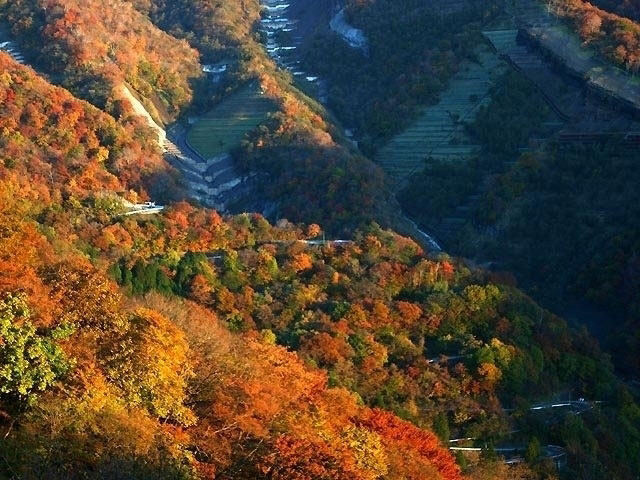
0,54,182,199
547,0,640,71
0,58,469,474
0,0,202,121
0,2,639,479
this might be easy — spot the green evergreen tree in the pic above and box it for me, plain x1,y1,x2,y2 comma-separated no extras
433,413,450,443
107,262,123,284
525,436,541,464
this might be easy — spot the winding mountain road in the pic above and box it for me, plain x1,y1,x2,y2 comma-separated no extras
0,40,25,64
448,398,599,466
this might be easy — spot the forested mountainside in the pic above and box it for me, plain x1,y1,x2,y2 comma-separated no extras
290,1,640,474
403,133,640,374
299,0,639,368
0,0,397,233
301,0,640,153
0,0,202,123
134,0,396,233
1,51,639,480
1,0,640,479
0,54,182,199
545,0,640,72
0,54,467,480
127,0,262,63
395,21,640,378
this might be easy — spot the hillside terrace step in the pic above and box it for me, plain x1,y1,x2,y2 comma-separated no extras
206,166,239,186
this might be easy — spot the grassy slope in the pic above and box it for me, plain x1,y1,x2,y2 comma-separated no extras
187,83,275,158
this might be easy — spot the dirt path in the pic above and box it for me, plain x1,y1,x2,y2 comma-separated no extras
116,84,166,147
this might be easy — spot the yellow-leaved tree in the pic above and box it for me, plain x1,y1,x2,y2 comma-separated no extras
102,308,195,425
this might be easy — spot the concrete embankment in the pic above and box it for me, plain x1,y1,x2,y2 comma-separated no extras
329,8,367,50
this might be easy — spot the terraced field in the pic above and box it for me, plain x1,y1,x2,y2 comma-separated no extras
187,84,275,159
377,47,505,185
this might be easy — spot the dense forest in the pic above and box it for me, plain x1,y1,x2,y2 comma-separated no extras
0,53,182,199
1,0,639,478
126,0,263,63
296,1,640,475
0,54,469,479
303,0,640,377
2,52,639,480
589,0,640,21
0,0,202,122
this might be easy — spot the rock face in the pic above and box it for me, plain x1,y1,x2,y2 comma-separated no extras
329,8,367,50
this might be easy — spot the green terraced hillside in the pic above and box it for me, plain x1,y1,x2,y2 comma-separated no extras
188,84,275,158
376,47,505,185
